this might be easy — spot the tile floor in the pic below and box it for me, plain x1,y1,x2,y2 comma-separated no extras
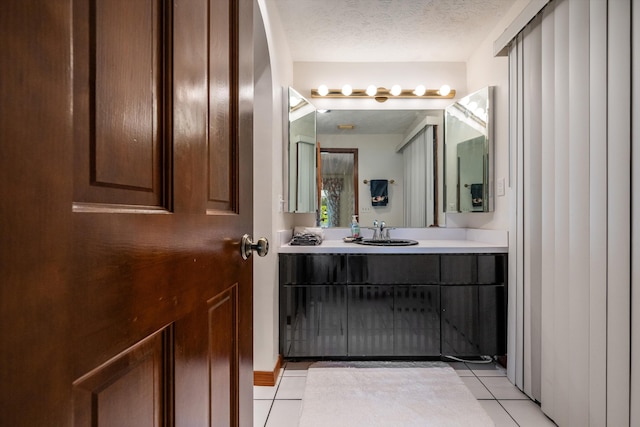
254,360,557,427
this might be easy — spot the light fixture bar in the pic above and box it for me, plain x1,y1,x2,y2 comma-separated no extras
310,86,456,101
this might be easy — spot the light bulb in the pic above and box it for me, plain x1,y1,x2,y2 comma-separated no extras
468,101,478,111
439,84,451,96
366,85,378,96
289,96,301,107
390,85,402,96
413,85,426,96
317,85,329,96
341,84,353,96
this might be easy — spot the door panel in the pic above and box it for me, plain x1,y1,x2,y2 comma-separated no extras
174,285,241,426
208,0,235,212
208,287,238,427
0,0,254,425
73,328,169,427
73,0,168,209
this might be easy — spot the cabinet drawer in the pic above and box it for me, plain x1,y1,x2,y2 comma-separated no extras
348,254,439,284
440,255,477,284
441,254,507,284
477,254,506,284
279,254,347,284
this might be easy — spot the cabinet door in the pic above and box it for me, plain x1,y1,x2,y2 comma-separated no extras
280,285,347,357
394,286,440,356
347,285,395,356
440,285,506,356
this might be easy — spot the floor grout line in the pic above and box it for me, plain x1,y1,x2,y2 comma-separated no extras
495,399,521,427
261,399,275,427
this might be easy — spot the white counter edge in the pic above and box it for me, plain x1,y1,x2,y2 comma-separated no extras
277,228,508,254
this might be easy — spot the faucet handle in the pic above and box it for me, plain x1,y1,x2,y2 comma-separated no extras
382,226,395,240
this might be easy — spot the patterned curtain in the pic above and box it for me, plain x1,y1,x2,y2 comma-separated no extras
322,177,343,227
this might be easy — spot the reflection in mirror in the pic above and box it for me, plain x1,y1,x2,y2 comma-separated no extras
287,87,317,212
444,86,493,213
317,110,441,228
318,148,359,227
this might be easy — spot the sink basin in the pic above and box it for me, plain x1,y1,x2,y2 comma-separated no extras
356,238,419,246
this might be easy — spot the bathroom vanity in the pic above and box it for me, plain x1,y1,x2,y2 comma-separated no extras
278,229,507,360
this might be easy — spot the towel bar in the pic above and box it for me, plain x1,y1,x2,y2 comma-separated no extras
363,179,395,184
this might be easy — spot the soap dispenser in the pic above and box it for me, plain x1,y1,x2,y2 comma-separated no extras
350,215,360,238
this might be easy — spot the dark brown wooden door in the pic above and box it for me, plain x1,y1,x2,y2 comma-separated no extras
1,0,254,426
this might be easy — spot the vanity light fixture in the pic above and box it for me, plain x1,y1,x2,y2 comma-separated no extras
439,84,451,96
390,84,402,96
311,84,456,103
317,85,329,96
414,85,426,96
289,95,302,107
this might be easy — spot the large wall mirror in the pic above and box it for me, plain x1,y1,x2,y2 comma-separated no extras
444,86,494,213
287,87,317,213
317,110,442,228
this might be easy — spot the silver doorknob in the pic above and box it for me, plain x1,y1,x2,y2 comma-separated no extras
240,234,269,260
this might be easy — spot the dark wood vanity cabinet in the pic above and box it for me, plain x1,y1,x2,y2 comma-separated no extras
279,253,506,359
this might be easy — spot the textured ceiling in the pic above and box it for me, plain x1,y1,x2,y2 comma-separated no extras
273,0,518,62
317,110,434,135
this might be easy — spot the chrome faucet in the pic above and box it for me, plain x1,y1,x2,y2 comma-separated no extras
379,221,386,240
381,221,394,240
371,220,392,240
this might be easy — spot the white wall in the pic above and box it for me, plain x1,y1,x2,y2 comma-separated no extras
253,0,295,373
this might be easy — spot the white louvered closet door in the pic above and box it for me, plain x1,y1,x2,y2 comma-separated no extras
507,0,634,425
